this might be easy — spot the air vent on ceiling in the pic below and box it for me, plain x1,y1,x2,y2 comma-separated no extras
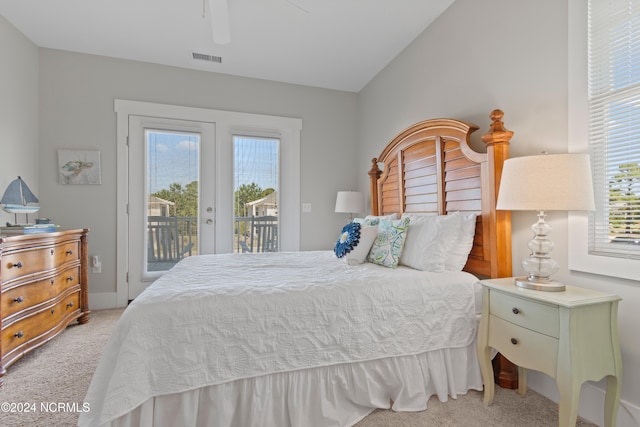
192,52,222,63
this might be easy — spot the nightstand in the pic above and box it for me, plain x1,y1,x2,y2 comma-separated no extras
477,277,622,427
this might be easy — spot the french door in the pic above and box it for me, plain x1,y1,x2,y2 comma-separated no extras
115,100,301,307
128,116,216,299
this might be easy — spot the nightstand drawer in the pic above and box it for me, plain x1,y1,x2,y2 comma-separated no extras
490,291,559,338
488,314,558,378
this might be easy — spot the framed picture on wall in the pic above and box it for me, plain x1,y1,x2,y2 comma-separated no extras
58,149,102,185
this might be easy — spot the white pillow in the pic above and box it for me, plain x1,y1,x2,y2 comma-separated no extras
399,213,462,272
445,212,479,271
344,225,378,265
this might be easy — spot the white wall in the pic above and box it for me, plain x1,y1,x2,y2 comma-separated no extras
35,48,358,302
357,0,640,426
0,15,39,224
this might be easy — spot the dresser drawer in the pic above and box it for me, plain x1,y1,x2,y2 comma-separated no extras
1,291,80,360
488,314,559,378
1,241,80,283
490,290,559,338
1,265,81,321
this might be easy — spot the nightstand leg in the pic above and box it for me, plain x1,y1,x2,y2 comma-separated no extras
517,366,527,395
604,375,621,427
478,345,495,406
557,381,580,427
477,287,494,406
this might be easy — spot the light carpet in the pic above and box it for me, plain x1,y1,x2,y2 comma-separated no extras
0,308,597,427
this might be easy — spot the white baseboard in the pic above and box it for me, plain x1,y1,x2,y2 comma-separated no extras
527,371,640,427
88,292,126,310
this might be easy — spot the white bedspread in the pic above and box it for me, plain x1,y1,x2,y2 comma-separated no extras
80,251,479,427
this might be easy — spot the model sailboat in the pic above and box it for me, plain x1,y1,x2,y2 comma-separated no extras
1,176,40,224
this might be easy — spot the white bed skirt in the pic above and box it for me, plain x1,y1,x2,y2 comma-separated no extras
107,342,482,427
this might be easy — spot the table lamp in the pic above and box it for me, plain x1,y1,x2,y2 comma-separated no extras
496,153,595,291
335,191,365,220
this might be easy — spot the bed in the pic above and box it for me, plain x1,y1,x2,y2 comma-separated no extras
80,110,513,427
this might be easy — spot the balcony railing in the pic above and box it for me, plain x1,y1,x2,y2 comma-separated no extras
147,215,278,270
234,215,278,253
147,216,197,267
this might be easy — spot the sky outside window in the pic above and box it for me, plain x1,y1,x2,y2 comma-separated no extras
233,136,279,191
145,132,278,194
147,130,200,194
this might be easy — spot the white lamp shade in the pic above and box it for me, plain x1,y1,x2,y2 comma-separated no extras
335,191,365,214
496,153,595,211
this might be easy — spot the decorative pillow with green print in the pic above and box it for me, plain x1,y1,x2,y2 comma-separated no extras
354,213,398,227
366,216,410,268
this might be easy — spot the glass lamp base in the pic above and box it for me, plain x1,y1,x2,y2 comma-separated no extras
514,277,566,292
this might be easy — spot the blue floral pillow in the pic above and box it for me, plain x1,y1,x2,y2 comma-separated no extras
366,217,410,268
334,222,361,258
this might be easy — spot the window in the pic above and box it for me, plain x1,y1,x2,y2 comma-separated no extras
567,0,638,281
233,136,280,253
588,0,640,260
146,129,200,272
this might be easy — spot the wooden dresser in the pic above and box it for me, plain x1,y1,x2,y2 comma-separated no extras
0,229,90,386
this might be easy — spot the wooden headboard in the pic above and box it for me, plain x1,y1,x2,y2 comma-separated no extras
368,109,513,279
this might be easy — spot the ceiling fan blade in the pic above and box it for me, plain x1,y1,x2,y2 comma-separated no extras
286,0,310,13
209,0,231,44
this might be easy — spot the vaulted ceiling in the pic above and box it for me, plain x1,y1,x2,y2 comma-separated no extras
0,0,455,92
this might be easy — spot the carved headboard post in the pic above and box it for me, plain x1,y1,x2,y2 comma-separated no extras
368,157,382,215
481,109,513,278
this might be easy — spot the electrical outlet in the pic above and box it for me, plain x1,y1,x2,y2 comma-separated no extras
91,255,102,273
302,203,312,213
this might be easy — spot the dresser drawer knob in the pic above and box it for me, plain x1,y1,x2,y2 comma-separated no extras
510,338,518,345
66,250,73,255
13,296,24,303
512,307,520,315
14,330,24,338
66,302,75,308
66,276,74,282
9,261,23,269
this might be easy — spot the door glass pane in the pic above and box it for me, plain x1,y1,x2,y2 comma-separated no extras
146,130,200,272
233,136,279,253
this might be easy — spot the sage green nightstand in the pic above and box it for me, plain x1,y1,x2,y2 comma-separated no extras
476,277,622,427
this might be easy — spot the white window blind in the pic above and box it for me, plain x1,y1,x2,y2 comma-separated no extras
588,0,640,259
